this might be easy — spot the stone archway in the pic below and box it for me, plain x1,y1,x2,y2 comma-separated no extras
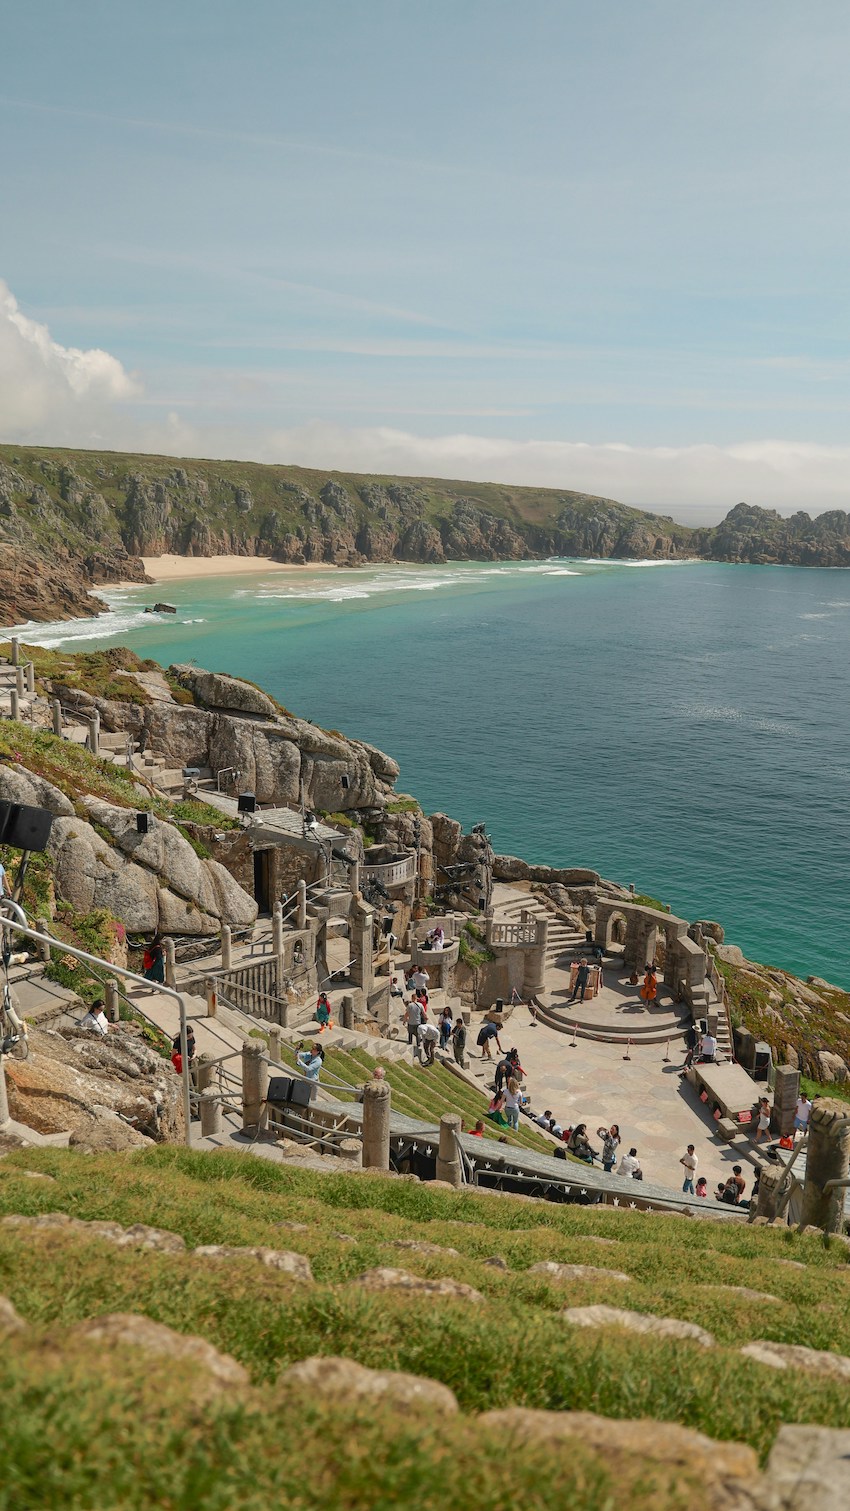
604,911,627,949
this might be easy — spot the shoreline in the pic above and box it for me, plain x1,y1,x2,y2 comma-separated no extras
134,554,338,585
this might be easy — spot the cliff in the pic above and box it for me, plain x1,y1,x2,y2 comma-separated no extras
2,445,849,627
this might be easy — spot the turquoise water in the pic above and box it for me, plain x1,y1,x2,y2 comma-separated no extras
15,558,850,987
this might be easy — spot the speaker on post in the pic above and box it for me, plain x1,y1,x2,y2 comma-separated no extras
237,793,257,814
0,802,55,853
136,811,151,835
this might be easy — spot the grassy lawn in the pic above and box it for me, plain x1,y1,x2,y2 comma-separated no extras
0,1144,849,1511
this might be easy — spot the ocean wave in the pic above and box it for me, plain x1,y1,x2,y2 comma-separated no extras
674,703,801,738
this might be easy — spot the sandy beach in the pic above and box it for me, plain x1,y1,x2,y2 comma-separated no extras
138,554,331,583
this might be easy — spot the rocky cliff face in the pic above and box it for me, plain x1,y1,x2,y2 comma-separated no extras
2,445,850,626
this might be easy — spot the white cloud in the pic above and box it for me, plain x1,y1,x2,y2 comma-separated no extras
2,277,849,525
0,277,139,439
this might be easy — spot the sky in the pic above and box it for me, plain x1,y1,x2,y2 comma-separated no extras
2,1,850,523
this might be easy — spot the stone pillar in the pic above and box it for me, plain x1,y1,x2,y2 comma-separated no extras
267,1025,281,1063
773,1065,800,1138
0,1056,9,1129
37,920,52,963
707,1007,719,1039
163,938,176,989
735,1027,756,1073
10,690,19,722
277,998,290,1030
436,1112,462,1187
105,979,120,1024
362,1080,391,1170
349,860,361,898
523,918,548,998
25,662,35,696
350,907,374,992
801,1098,850,1235
204,978,217,1017
15,665,25,698
340,993,354,1030
643,923,658,967
220,924,232,971
10,637,19,667
297,880,307,931
195,1052,216,1093
199,1088,222,1136
88,713,100,756
272,902,284,958
52,698,62,737
751,1164,792,1224
241,1040,268,1134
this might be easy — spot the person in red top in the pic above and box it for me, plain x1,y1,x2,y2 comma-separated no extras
470,1120,485,1136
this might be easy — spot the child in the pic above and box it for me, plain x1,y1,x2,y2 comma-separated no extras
695,1176,708,1198
315,992,332,1033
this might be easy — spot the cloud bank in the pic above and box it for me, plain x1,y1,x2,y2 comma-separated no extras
2,278,849,525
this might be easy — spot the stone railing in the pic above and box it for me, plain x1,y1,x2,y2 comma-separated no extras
410,937,460,970
486,919,539,948
363,853,417,887
184,955,290,1022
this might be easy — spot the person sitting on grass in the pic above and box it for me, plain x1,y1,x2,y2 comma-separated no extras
567,1123,598,1163
315,992,332,1032
470,1119,485,1137
486,1091,510,1128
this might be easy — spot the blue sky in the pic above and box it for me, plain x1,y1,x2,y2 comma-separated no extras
2,1,850,520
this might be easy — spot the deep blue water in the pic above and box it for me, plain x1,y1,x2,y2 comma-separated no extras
15,557,850,987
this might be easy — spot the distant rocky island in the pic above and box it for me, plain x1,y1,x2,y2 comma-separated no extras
1,443,850,625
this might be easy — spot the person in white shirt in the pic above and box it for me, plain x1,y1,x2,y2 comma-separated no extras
680,1144,698,1194
618,1147,641,1178
698,1032,717,1063
417,1018,439,1064
794,1094,812,1134
81,1001,109,1036
412,967,430,994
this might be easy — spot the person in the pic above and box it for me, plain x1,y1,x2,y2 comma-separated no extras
618,1146,641,1178
494,1053,513,1094
535,1109,555,1131
486,1092,510,1128
680,1144,698,1195
404,995,425,1046
755,1096,772,1143
695,1176,708,1198
718,1178,739,1205
698,1029,717,1063
504,1077,522,1130
417,1018,439,1065
451,1017,467,1066
570,958,591,1003
171,1026,196,1063
597,1124,621,1173
438,1005,453,1049
412,965,430,995
567,1124,598,1163
142,934,165,984
297,1042,324,1082
476,1021,503,1060
0,859,11,897
390,975,404,999
794,1093,812,1136
640,964,657,1006
731,1165,747,1204
81,999,109,1036
315,992,332,1033
470,1119,485,1137
427,926,445,951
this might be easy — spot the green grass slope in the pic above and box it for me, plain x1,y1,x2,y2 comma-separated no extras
1,1146,849,1509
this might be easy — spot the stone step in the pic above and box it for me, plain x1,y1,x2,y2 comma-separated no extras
535,1000,690,1046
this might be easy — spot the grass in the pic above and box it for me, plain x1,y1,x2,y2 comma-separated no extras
632,893,667,913
0,721,166,812
1,1144,850,1508
171,798,239,831
0,642,152,705
42,907,125,1005
717,956,850,1078
458,920,495,968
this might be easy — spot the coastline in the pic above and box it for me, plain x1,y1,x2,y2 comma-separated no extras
135,554,336,584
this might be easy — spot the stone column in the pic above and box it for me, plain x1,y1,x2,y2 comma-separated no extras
272,902,284,958
105,979,120,1024
735,1028,756,1073
163,938,176,988
0,1056,9,1129
349,860,361,898
361,1080,391,1170
707,1007,719,1039
297,880,307,931
801,1098,850,1235
522,918,548,998
25,662,35,696
220,924,232,971
436,1112,462,1187
241,1040,268,1134
205,978,217,1017
36,921,52,963
267,1024,281,1063
751,1164,792,1224
340,993,354,1030
88,713,100,756
52,699,62,737
10,637,19,666
195,1052,216,1093
199,1088,222,1136
15,665,24,699
10,690,19,722
773,1065,800,1138
350,907,373,992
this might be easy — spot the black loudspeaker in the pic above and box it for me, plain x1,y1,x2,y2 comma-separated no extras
268,1076,294,1105
237,793,257,814
289,1079,313,1108
136,811,151,834
0,802,54,852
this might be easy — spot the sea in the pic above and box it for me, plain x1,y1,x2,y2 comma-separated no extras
11,558,850,989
